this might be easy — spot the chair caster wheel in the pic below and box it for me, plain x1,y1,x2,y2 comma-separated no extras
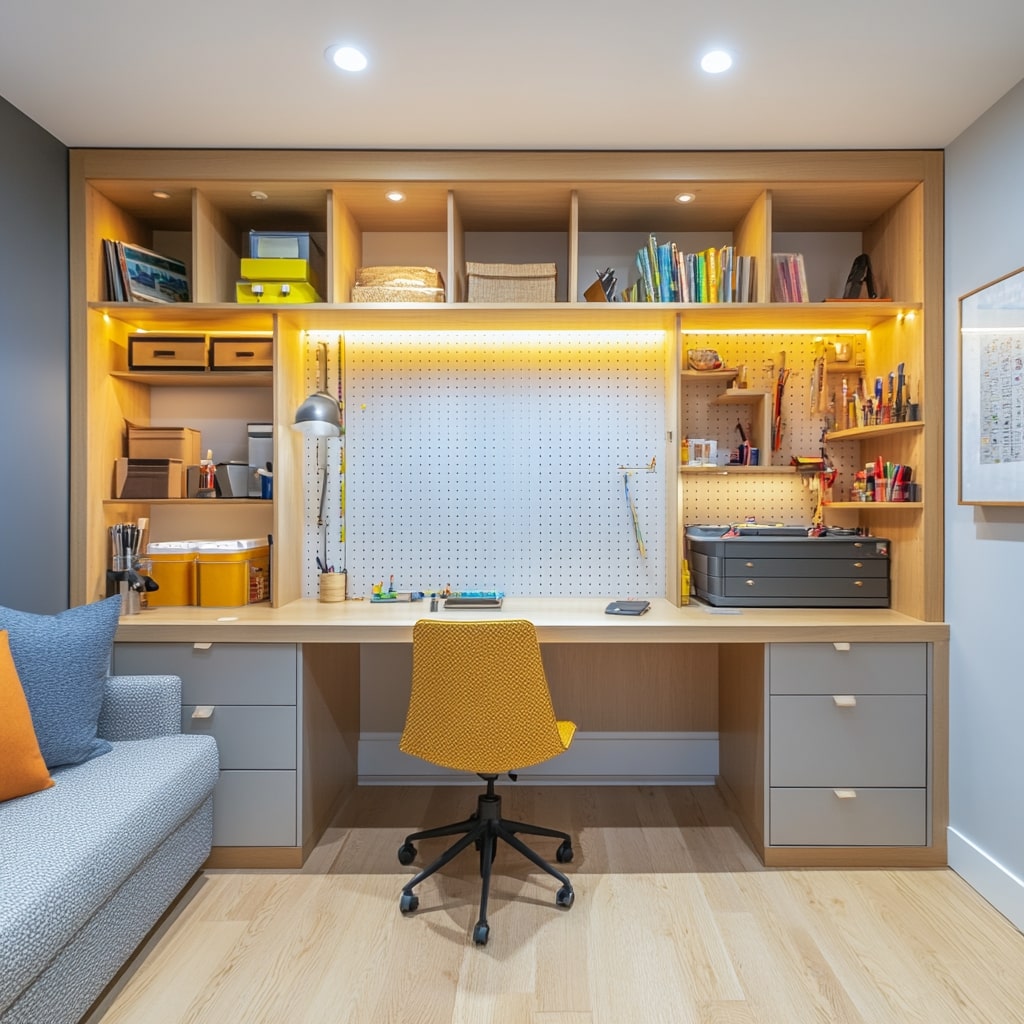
397,843,416,865
473,922,490,945
399,892,419,914
556,841,573,863
555,885,574,909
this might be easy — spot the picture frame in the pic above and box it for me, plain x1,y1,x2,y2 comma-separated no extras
959,265,1024,505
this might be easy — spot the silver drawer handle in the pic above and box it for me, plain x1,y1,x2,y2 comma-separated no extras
853,561,863,568
834,789,857,799
191,705,215,719
744,561,754,568
852,580,864,587
745,579,755,586
833,642,851,652
194,642,212,651
833,694,857,708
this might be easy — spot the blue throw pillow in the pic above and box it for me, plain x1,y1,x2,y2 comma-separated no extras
0,595,121,768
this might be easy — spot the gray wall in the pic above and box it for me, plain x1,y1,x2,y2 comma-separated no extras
945,77,1024,931
0,97,69,613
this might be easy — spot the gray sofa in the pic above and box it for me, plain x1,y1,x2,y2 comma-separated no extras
0,674,219,1024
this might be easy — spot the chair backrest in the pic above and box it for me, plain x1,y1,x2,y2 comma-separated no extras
400,618,569,774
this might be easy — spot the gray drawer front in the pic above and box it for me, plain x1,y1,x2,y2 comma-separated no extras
723,557,888,579
182,705,296,770
721,576,888,599
769,642,927,695
114,642,296,704
213,770,296,846
770,788,927,846
770,695,926,787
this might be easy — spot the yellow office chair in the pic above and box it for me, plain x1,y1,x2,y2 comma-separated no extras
397,618,576,945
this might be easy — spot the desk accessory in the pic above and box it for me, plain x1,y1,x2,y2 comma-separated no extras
605,600,650,615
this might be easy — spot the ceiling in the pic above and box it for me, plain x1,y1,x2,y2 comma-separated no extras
2,1,1023,151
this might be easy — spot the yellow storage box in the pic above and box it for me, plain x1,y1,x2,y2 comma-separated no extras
145,542,198,607
236,280,322,303
195,538,270,607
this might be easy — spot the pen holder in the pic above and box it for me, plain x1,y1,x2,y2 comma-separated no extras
319,572,346,603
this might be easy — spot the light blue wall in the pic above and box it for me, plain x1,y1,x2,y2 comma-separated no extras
0,97,69,614
945,76,1024,931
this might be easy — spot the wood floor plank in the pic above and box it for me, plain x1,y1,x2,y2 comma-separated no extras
83,786,1024,1024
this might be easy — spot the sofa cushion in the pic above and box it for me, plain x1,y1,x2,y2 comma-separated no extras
0,596,121,768
0,732,219,1012
0,631,54,802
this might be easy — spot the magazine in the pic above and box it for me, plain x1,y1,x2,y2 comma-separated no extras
110,241,190,303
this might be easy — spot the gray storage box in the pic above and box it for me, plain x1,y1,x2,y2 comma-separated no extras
685,528,891,607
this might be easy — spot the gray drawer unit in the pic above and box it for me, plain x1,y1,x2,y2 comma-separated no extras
114,642,297,704
770,788,928,846
770,695,926,787
769,642,927,695
214,771,297,847
686,532,891,607
182,704,296,770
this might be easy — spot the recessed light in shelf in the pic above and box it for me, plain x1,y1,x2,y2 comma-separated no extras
250,190,269,201
700,50,733,74
675,192,695,204
152,190,171,200
326,44,368,72
385,190,406,203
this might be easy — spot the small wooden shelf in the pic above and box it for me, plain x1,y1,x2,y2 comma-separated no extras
823,501,923,510
103,498,273,506
825,421,924,441
712,388,771,404
681,368,738,382
111,371,272,388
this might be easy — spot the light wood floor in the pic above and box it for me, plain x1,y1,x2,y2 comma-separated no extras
86,785,1024,1024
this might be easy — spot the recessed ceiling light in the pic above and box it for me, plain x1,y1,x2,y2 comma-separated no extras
700,50,732,74
385,190,406,203
250,190,269,201
152,190,171,200
675,192,696,204
327,44,368,72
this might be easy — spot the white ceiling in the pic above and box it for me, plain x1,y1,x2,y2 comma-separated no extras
2,0,1023,151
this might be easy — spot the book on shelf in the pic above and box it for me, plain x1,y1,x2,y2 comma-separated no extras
103,239,190,303
619,235,759,303
771,252,809,302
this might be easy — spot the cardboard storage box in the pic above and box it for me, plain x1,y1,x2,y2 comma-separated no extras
145,542,198,607
127,425,200,492
209,337,273,370
128,335,208,371
466,262,556,303
115,458,183,499
195,538,270,607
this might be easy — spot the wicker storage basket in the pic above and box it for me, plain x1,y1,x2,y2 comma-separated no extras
466,262,557,303
351,266,445,303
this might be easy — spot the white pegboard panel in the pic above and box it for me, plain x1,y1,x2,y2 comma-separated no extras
342,331,667,598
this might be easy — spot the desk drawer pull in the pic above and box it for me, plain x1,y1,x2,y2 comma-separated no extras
833,642,851,652
833,694,857,708
745,579,756,587
833,789,858,799
191,705,215,719
194,642,212,651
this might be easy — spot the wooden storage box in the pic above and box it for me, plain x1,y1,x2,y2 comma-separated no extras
466,262,556,303
209,337,273,370
128,335,207,371
195,538,270,607
127,425,200,493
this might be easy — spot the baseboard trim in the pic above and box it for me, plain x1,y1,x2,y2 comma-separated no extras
948,826,1024,933
359,731,718,786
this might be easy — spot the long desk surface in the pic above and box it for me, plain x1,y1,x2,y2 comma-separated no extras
114,597,949,645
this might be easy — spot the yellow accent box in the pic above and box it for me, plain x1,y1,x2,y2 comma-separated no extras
145,543,198,607
236,280,322,304
195,539,270,607
240,257,319,285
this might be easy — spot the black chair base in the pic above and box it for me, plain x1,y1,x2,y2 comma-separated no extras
397,776,574,945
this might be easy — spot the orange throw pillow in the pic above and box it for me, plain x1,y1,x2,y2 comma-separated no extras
0,629,55,801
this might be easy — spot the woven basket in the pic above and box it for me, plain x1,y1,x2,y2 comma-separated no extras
355,265,444,289
466,262,556,303
351,284,445,303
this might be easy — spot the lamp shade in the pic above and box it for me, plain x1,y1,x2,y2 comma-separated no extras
292,341,342,436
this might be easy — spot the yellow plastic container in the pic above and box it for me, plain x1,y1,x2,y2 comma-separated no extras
195,539,270,607
145,542,198,607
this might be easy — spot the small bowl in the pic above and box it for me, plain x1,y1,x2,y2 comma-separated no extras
688,348,723,371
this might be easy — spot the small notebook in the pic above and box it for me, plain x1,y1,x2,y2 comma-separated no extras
444,596,503,608
605,600,651,616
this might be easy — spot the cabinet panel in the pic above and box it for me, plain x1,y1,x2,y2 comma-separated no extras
770,788,927,846
770,694,926,787
768,642,927,695
113,641,297,704
182,704,296,770
213,770,296,846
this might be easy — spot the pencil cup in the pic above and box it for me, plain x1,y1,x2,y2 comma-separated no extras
319,572,346,603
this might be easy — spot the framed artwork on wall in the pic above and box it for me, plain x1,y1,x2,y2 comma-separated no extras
959,265,1024,505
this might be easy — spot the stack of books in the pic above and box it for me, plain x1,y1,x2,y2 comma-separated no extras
770,253,810,302
621,235,757,303
103,240,190,303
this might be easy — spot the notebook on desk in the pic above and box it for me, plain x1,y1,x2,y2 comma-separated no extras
444,596,503,609
605,600,650,616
